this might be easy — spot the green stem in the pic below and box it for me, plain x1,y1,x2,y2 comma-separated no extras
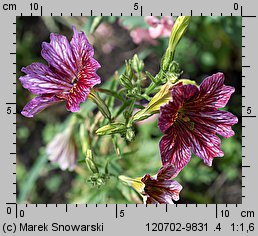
145,71,164,95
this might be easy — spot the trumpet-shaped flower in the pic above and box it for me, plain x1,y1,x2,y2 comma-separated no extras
19,26,101,117
119,164,182,204
158,73,238,176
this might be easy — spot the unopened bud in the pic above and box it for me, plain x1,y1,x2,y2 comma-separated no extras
119,74,133,90
85,150,99,173
96,123,127,136
132,54,144,73
126,126,135,142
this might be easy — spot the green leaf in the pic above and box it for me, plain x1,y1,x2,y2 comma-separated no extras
18,153,48,203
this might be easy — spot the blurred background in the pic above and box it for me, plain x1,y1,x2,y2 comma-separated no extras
16,16,242,204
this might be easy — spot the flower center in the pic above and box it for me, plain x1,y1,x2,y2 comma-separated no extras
72,76,79,85
178,112,190,122
69,76,79,94
178,112,195,130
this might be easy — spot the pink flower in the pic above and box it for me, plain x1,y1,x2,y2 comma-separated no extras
158,73,238,176
130,28,158,45
145,16,174,39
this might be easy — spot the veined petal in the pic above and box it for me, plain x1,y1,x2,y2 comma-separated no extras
197,72,235,109
157,164,177,180
187,110,238,138
159,128,191,176
189,123,224,166
41,33,77,79
146,197,159,204
78,58,101,87
169,180,182,201
171,83,199,108
70,26,94,69
21,95,61,118
158,101,179,133
66,82,91,112
20,62,72,94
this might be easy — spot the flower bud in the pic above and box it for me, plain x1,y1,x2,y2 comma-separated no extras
85,149,99,173
132,54,144,73
88,90,111,120
162,16,191,72
125,126,135,142
96,123,127,136
119,74,133,90
133,83,172,122
125,60,133,78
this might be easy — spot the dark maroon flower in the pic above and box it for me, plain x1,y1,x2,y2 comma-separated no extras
158,73,238,176
19,26,101,117
141,164,182,204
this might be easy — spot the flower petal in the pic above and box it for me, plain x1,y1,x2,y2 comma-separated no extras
145,16,160,27
159,128,191,176
171,83,199,108
78,58,101,87
146,196,160,204
47,130,77,171
198,72,235,109
70,26,94,69
66,81,91,112
189,123,224,166
157,164,177,180
149,24,164,38
66,58,101,112
41,33,77,79
187,110,238,138
20,62,72,94
21,95,61,118
158,101,179,133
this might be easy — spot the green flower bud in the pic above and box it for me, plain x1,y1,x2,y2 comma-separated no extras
88,90,111,121
132,54,144,73
162,16,191,72
85,149,99,174
125,60,133,78
126,126,135,142
119,74,133,90
96,123,127,136
132,83,172,122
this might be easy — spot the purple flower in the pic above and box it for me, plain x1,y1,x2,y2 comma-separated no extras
19,26,101,117
158,73,238,176
141,164,182,204
46,126,77,171
120,164,182,204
